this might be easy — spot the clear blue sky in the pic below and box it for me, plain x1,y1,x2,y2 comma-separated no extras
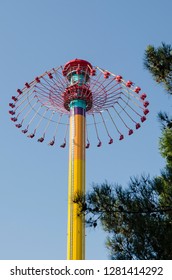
0,0,172,260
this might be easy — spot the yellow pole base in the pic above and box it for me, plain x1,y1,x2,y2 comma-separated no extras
67,100,86,260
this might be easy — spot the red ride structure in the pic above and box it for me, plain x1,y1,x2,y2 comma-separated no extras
9,59,149,259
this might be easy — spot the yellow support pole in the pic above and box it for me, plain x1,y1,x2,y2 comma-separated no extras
67,100,86,260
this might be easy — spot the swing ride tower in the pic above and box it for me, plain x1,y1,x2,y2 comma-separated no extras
9,58,149,260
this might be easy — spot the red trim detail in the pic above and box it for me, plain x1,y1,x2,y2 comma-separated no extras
16,123,22,128
63,84,92,111
62,59,93,76
128,129,133,135
144,109,149,115
86,142,90,149
17,89,22,94
141,116,146,122
22,129,28,134
12,96,18,101
11,117,17,122
115,75,122,82
136,123,141,129
38,137,44,142
134,87,141,93
48,73,53,79
126,81,133,87
27,133,35,138
49,140,55,146
25,82,30,88
35,77,40,83
9,103,15,108
143,101,149,107
9,110,15,115
97,141,102,147
60,142,66,148
108,138,113,144
140,93,147,100
119,134,124,140
104,71,110,79
90,69,96,76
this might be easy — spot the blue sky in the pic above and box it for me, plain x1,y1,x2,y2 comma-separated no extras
0,0,172,260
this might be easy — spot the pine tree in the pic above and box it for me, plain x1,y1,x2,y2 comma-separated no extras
74,43,172,259
77,177,172,259
144,42,172,94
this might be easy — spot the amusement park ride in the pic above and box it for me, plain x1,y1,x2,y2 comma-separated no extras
9,59,149,260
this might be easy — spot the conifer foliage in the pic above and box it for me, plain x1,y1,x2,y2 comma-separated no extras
144,42,172,94
74,43,172,259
